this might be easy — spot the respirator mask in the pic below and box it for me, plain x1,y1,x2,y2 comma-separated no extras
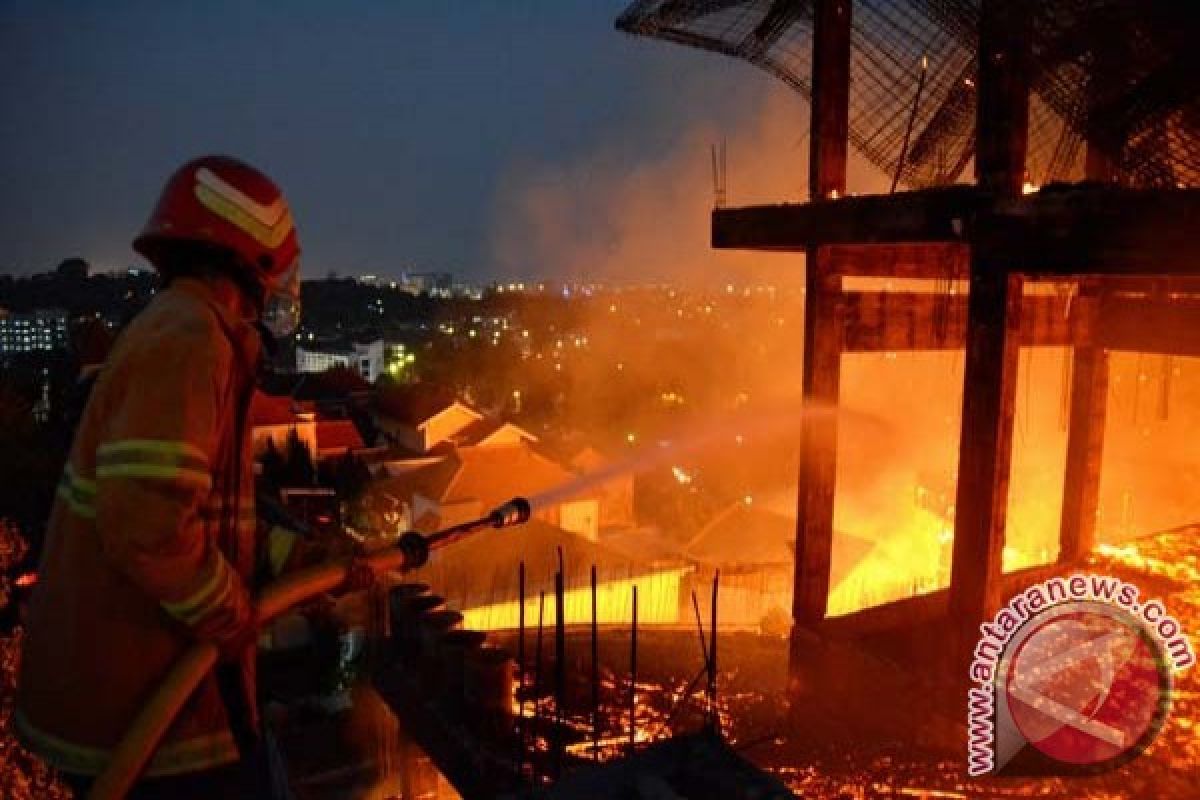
260,258,301,341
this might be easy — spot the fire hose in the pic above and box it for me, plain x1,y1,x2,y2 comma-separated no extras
88,497,531,800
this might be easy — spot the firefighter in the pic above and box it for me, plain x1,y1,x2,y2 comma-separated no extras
16,155,308,797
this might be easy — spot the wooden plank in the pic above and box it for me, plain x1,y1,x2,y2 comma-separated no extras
835,284,1200,352
1097,293,1200,355
822,243,969,279
976,187,1200,275
715,185,1200,276
1059,283,1109,563
711,187,978,251
841,292,1080,351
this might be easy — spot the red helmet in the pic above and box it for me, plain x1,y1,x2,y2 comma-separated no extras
133,155,300,292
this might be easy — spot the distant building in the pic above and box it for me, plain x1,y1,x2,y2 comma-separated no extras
296,338,384,383
373,385,537,454
249,392,366,461
0,308,68,354
400,271,453,296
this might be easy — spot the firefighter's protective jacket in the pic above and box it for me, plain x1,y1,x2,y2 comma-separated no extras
16,277,297,777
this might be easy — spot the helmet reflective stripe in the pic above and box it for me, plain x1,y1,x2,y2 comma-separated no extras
195,167,289,228
134,155,300,290
195,168,294,249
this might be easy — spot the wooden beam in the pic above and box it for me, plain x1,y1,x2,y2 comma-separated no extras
711,187,978,251
974,0,1030,194
1097,293,1200,356
976,187,1200,275
1059,283,1109,563
949,0,1029,628
715,185,1200,276
823,243,969,279
791,0,851,665
841,291,1081,351
949,269,1024,626
793,267,844,631
808,0,851,201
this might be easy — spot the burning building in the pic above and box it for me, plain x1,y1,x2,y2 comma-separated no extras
614,0,1200,783
410,518,689,630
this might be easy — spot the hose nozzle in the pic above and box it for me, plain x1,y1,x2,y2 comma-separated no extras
487,496,532,529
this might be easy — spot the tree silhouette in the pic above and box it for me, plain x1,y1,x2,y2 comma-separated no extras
283,428,315,487
258,437,287,497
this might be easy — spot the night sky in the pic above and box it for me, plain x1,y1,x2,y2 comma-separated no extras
0,1,779,281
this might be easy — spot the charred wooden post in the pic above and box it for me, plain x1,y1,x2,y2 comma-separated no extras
1059,282,1109,563
1058,127,1128,563
974,0,1031,197
948,0,1032,629
790,0,852,685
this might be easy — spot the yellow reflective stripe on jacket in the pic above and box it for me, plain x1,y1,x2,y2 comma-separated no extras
266,525,298,576
13,709,238,778
55,464,98,518
160,552,234,626
97,438,209,463
96,439,212,490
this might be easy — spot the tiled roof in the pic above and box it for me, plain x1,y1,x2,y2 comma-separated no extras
686,504,797,567
316,419,365,452
685,503,876,587
373,383,462,426
368,443,576,516
249,391,313,426
440,444,573,508
451,418,537,447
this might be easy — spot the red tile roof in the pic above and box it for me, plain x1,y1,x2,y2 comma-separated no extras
450,418,537,447
440,444,573,508
249,391,313,426
316,419,365,452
